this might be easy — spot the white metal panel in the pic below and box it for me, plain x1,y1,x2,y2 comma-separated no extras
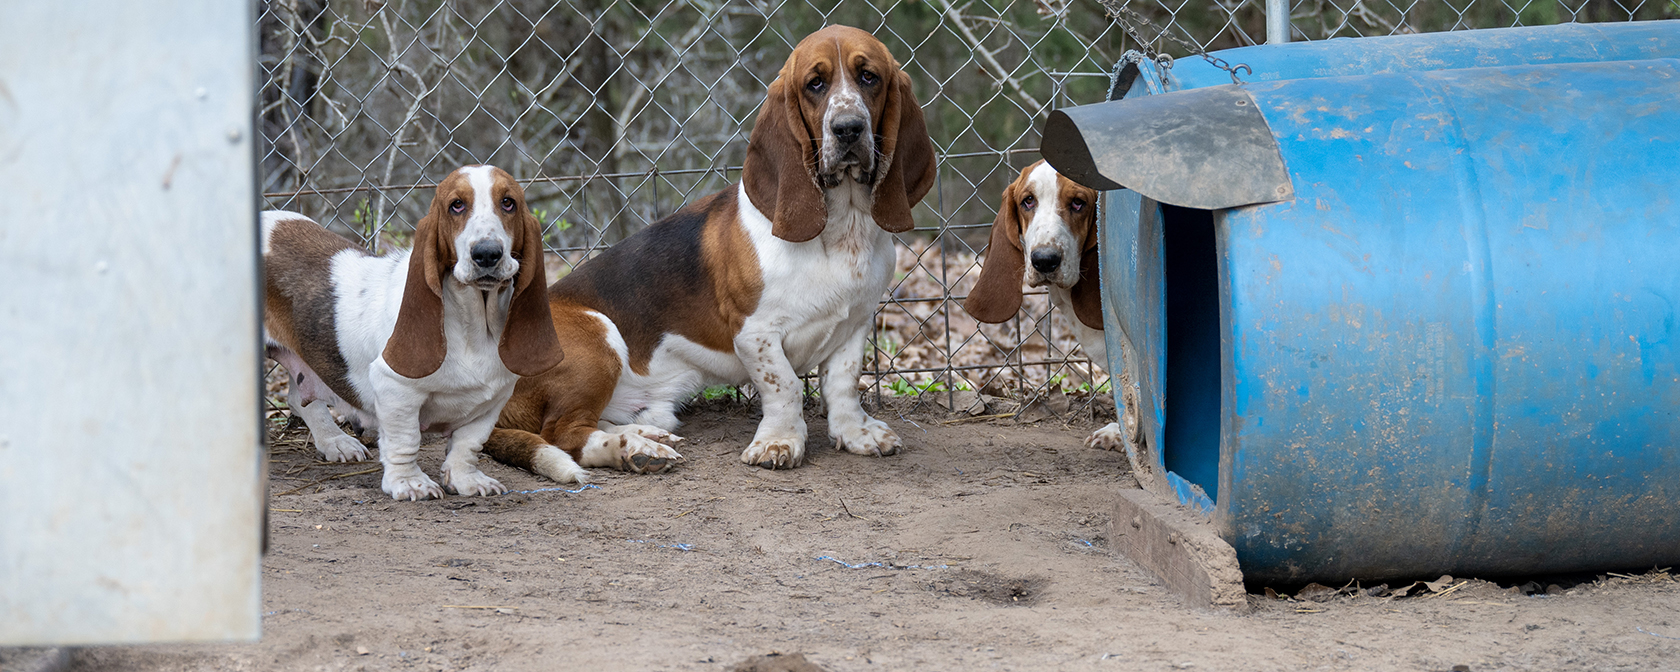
0,1,262,644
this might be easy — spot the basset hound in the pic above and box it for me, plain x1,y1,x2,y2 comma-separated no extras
262,165,571,501
482,25,936,477
964,160,1126,450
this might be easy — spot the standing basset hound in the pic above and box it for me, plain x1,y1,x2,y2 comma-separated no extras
964,160,1126,451
263,165,572,501
483,25,936,477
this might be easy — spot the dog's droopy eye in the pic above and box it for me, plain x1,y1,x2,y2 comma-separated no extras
1069,198,1085,212
450,199,466,214
1021,195,1036,211
501,197,516,212
807,77,826,93
859,70,878,86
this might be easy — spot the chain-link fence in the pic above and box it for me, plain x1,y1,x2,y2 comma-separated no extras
258,0,1675,417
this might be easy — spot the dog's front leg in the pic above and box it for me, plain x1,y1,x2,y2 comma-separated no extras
440,399,510,497
735,329,807,469
823,319,901,457
269,345,372,463
286,386,372,463
369,366,445,501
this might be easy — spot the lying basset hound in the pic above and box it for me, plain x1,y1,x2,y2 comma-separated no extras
483,25,936,477
964,160,1125,450
263,165,572,501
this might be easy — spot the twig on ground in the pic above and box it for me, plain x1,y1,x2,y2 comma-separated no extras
276,466,381,496
1426,581,1470,599
840,497,868,521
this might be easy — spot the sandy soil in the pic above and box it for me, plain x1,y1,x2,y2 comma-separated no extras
59,400,1680,672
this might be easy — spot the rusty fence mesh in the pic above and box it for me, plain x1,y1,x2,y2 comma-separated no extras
258,0,1674,418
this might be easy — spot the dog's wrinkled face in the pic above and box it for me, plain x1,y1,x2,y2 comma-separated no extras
433,166,527,290
1016,161,1098,289
786,26,898,188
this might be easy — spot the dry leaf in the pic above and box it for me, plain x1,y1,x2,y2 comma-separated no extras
1297,583,1337,602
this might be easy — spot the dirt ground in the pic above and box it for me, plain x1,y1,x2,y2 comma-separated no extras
57,400,1680,672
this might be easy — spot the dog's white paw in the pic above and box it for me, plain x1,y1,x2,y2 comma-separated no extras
1085,423,1125,451
316,435,371,463
615,426,685,474
581,426,685,474
382,470,445,501
832,416,900,457
741,435,805,470
441,465,507,497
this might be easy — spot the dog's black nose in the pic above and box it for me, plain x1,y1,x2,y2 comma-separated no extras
1030,248,1062,274
470,240,503,269
831,117,866,147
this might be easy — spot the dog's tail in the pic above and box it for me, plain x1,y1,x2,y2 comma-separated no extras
482,428,588,484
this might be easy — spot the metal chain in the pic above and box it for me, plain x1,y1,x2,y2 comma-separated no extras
1095,0,1252,84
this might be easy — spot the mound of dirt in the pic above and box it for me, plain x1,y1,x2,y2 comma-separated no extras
728,652,827,672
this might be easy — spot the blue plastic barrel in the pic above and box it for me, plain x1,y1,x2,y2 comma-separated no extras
1046,23,1680,583
1117,20,1680,97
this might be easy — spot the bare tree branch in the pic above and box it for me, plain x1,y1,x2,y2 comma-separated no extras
934,0,1045,115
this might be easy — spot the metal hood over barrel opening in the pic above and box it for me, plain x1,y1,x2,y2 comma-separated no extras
1041,86,1293,211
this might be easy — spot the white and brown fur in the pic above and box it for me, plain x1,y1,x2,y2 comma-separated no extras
263,165,569,501
483,25,937,477
964,160,1124,450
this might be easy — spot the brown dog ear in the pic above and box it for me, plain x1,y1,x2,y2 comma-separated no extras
963,182,1026,323
1068,243,1104,330
384,208,451,379
1068,188,1104,329
498,206,564,376
871,69,937,234
743,77,827,242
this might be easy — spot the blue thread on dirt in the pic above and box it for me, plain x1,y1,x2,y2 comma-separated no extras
628,539,693,551
815,555,948,570
1639,627,1680,641
513,484,600,495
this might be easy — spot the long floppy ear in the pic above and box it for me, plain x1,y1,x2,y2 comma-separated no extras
962,183,1026,323
871,69,937,233
1068,193,1103,329
498,207,564,376
743,77,826,242
1069,242,1104,330
383,209,450,379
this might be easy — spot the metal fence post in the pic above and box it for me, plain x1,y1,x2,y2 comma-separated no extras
1268,0,1292,44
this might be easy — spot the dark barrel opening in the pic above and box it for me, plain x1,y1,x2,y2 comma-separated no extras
1162,205,1222,503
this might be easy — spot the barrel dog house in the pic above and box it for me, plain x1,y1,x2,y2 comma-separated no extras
1044,21,1680,585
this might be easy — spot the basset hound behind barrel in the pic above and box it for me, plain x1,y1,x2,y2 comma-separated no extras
964,160,1128,451
483,25,937,477
263,165,570,501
